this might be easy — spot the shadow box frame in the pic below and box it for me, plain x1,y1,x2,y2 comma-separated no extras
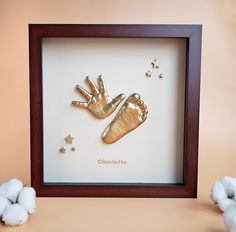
29,24,202,198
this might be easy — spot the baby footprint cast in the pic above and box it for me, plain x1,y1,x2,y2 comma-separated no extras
103,93,148,144
72,76,148,144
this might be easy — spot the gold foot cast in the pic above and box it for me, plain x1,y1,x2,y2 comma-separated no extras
72,76,125,119
102,93,148,144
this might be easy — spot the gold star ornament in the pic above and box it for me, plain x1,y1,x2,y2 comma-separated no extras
151,59,160,68
65,134,74,144
59,147,66,153
159,73,164,79
145,71,152,77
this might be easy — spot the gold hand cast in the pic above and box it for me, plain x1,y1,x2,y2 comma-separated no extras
72,75,125,119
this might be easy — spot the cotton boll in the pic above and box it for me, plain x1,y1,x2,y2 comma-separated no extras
224,204,236,232
0,179,23,202
218,198,236,212
17,187,36,214
0,197,12,217
2,203,29,226
211,180,228,204
222,176,236,200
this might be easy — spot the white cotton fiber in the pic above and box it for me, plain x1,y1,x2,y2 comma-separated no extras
211,177,236,211
0,196,12,217
222,176,236,200
2,203,29,226
0,178,23,202
219,198,236,212
17,187,36,214
224,204,236,232
211,180,227,204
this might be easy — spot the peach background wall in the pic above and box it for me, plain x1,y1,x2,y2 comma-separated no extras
0,0,236,231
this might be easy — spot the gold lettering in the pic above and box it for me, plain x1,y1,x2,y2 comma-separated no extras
97,159,128,165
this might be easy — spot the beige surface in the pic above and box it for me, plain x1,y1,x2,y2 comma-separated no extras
0,0,236,231
0,197,225,232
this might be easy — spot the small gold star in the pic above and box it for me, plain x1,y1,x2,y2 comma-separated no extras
65,134,74,144
151,59,160,68
159,73,164,79
145,71,152,77
59,147,66,153
71,146,76,151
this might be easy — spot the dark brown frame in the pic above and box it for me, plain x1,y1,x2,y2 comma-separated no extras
29,24,201,197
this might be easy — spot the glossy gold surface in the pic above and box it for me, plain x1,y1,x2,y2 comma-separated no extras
59,147,66,153
159,73,164,79
145,70,152,77
151,59,160,68
102,93,148,144
65,134,74,144
72,76,125,119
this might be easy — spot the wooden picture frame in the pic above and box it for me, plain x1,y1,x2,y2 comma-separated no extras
29,24,201,197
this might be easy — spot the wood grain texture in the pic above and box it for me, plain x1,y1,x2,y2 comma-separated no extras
29,24,202,197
